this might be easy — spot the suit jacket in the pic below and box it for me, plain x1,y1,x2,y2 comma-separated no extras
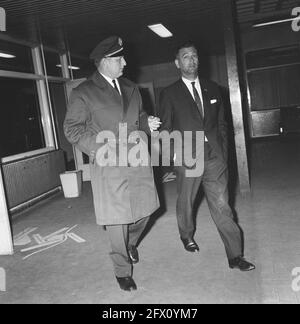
159,78,228,164
64,71,159,225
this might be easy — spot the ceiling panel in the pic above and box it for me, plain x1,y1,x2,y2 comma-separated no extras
0,0,299,66
0,0,222,65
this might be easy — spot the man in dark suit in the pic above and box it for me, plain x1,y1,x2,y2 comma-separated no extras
159,42,255,271
64,36,161,291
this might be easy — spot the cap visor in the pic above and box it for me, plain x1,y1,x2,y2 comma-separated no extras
106,48,124,58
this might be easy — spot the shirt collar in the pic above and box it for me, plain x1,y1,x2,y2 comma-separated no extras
181,76,200,88
100,72,114,84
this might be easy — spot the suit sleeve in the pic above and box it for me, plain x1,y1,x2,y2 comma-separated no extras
158,89,173,133
216,86,228,161
158,89,176,163
63,89,99,158
136,87,152,135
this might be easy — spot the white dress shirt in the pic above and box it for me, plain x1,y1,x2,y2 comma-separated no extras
182,76,207,141
100,73,121,94
181,76,203,112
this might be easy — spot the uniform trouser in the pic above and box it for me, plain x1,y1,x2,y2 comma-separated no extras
175,142,242,260
106,216,149,278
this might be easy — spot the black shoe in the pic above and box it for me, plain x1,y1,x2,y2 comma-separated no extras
128,245,139,264
116,276,137,291
229,256,255,272
181,237,199,252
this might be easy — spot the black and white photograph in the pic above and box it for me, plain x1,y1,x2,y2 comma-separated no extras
0,0,300,306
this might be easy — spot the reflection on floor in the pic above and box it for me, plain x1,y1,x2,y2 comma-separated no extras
0,135,300,304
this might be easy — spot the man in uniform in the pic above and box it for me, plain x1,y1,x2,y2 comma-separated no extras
64,36,161,291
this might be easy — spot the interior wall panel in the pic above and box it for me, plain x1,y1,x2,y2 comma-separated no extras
2,150,65,209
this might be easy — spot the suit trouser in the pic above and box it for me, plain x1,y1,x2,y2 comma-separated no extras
106,216,149,277
175,142,242,260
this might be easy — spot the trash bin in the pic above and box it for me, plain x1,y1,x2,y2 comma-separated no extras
59,170,83,198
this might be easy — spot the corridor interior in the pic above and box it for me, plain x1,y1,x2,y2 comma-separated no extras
0,135,300,304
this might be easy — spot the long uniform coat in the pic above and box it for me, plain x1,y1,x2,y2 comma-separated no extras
64,71,159,225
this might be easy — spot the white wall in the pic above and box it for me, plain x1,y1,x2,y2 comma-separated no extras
0,169,13,255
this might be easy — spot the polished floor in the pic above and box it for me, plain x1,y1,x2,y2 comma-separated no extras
0,135,300,304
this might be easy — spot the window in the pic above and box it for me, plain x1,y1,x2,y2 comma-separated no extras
0,77,45,158
43,49,63,77
0,42,59,160
0,40,34,73
69,56,94,79
0,40,76,161
246,46,300,70
246,45,300,111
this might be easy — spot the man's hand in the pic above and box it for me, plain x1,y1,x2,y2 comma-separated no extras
148,116,161,132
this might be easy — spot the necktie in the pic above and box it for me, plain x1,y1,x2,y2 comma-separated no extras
191,81,204,120
112,79,121,95
191,81,205,176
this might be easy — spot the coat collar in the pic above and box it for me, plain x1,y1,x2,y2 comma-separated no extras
91,71,109,89
91,71,135,96
199,78,209,94
91,71,136,116
119,77,135,103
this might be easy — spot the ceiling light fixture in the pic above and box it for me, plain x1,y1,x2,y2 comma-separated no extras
253,17,297,28
0,52,16,58
148,23,173,38
56,64,80,70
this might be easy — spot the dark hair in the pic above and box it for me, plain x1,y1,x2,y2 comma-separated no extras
175,41,198,58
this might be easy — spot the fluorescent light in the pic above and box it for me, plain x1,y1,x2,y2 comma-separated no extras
148,23,173,38
253,17,297,28
0,52,16,58
56,64,80,70
68,65,80,70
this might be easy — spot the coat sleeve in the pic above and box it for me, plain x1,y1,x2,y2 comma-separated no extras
63,88,99,158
